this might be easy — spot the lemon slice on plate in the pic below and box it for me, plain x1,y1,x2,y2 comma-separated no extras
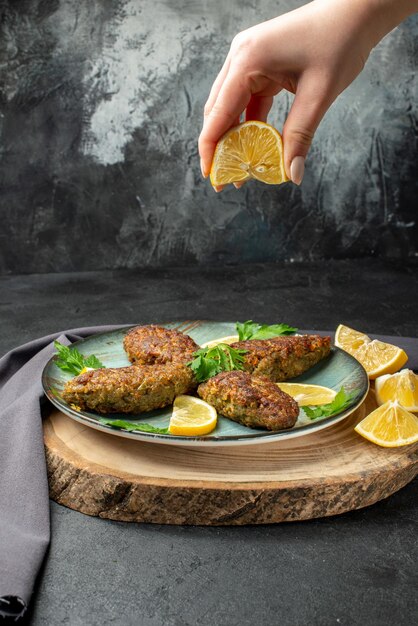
168,395,217,436
354,400,418,447
375,369,418,412
200,335,239,348
335,324,408,379
276,383,336,406
210,121,289,188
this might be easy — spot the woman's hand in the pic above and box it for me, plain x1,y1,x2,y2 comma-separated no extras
199,0,416,186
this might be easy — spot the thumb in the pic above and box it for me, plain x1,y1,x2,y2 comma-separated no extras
283,76,332,185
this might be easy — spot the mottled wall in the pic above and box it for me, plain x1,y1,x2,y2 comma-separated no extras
0,0,416,275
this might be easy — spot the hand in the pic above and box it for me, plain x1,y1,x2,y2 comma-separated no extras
199,0,416,186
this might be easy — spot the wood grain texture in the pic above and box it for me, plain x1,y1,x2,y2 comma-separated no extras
44,391,418,525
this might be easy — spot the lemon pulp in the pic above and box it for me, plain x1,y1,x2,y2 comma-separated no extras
276,383,336,406
210,121,288,188
335,324,408,379
168,395,217,436
354,400,418,447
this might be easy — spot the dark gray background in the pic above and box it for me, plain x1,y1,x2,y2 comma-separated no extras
0,0,417,276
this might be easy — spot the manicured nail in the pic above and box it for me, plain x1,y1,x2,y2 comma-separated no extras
290,156,305,185
200,159,208,179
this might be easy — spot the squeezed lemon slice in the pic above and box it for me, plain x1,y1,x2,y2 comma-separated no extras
375,369,418,412
201,335,239,348
210,121,288,188
335,324,408,379
276,383,336,406
168,395,217,436
354,400,418,447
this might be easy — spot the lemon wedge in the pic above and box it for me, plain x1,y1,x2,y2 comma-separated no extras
210,121,288,188
335,324,408,379
354,400,418,447
201,335,239,348
168,395,217,436
276,383,337,406
375,369,418,412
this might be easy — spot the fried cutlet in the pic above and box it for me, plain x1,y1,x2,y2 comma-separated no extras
198,370,299,430
230,334,331,381
62,363,196,414
123,325,199,365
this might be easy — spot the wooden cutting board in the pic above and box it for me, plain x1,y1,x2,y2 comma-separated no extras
44,390,417,525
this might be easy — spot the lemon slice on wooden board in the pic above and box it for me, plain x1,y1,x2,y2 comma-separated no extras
335,324,408,379
354,400,418,447
200,335,239,348
210,121,289,188
276,383,337,406
375,369,418,412
168,395,217,436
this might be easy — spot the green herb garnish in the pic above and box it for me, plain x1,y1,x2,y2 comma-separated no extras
188,343,248,383
303,387,356,420
54,340,105,376
98,418,169,434
236,320,298,341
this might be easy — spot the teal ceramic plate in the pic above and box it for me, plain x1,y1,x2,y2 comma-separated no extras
42,321,369,447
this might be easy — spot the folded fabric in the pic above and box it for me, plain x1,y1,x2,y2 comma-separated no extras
0,326,416,620
0,325,125,621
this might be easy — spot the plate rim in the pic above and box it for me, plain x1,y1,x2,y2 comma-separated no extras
42,322,370,447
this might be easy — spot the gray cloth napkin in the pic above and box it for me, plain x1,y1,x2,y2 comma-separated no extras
0,326,416,619
0,325,125,620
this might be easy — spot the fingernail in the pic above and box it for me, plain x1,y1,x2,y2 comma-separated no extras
200,159,207,179
290,156,305,185
233,182,244,189
213,185,224,193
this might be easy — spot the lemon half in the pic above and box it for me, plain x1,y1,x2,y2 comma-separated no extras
201,335,239,348
354,400,418,447
210,121,288,188
276,383,336,406
375,369,418,412
168,395,217,436
335,324,408,379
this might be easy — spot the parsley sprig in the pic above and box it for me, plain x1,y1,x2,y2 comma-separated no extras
54,341,105,376
188,343,248,383
99,418,168,434
236,320,297,341
303,387,356,420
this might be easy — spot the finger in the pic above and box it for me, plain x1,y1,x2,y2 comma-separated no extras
282,74,332,185
204,53,231,119
199,71,251,176
201,112,239,183
245,94,275,123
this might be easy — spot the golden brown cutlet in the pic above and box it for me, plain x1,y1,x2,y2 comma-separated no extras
62,363,196,414
198,370,299,430
123,325,199,365
231,334,331,381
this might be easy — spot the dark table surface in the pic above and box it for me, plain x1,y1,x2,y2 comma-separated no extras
2,258,417,626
